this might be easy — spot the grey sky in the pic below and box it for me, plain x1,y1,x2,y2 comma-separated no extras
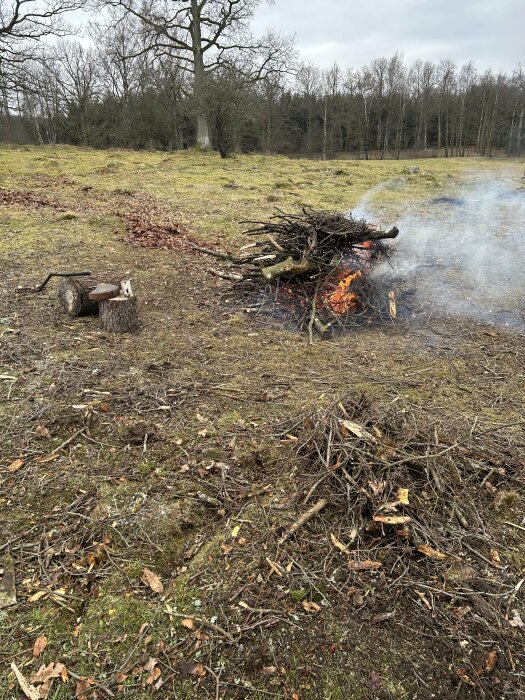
251,0,524,73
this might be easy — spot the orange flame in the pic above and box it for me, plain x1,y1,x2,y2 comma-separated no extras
325,269,363,314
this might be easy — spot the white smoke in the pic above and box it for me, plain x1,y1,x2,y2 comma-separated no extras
352,173,525,329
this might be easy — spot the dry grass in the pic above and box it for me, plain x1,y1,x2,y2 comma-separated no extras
1,145,524,699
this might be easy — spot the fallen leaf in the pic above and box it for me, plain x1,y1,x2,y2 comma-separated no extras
373,515,412,525
141,568,163,594
35,453,60,464
35,425,51,439
416,544,448,560
190,663,207,678
348,560,383,571
231,524,241,538
397,488,409,505
75,677,95,700
7,458,24,472
33,635,47,658
32,662,66,684
28,590,48,603
181,618,194,630
490,549,501,563
302,600,321,613
480,651,497,674
456,668,475,686
509,610,524,628
146,666,161,685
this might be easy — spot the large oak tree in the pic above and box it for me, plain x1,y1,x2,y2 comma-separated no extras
103,0,293,148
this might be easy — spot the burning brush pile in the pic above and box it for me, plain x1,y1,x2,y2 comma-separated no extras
198,208,399,337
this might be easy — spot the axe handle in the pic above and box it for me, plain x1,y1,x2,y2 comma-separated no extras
33,271,92,293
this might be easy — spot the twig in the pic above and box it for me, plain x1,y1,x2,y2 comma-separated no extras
170,612,236,644
278,498,328,545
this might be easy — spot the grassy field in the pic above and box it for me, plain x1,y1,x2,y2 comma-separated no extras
1,145,524,700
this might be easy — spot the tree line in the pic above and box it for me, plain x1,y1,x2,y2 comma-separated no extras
1,0,523,159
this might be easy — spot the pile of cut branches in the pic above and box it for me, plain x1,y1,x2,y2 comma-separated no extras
274,393,525,696
193,207,399,338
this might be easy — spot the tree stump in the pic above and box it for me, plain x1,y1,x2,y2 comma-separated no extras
99,296,139,333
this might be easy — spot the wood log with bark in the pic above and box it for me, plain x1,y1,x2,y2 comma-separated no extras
99,296,139,333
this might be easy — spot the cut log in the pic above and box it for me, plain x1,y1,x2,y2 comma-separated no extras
88,283,120,301
99,296,139,333
58,277,99,316
261,256,314,282
58,275,124,316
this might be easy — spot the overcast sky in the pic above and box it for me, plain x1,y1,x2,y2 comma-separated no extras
250,0,524,74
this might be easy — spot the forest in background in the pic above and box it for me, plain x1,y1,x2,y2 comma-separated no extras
1,1,524,159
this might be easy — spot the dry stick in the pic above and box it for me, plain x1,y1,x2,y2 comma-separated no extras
503,520,525,532
169,612,236,644
278,498,328,545
308,278,321,346
51,427,87,454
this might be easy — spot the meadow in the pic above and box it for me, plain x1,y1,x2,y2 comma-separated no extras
1,146,524,699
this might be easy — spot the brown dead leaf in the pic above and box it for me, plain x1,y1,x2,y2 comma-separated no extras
181,618,194,630
348,560,383,571
456,668,475,686
416,544,448,560
7,458,24,472
28,590,48,603
32,662,66,684
302,600,321,613
490,549,501,563
33,635,47,658
75,677,95,699
35,453,60,464
190,663,207,678
141,568,163,594
509,609,524,628
373,515,412,525
480,651,497,674
146,666,161,685
35,425,51,439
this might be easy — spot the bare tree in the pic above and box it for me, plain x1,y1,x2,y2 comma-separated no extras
0,0,86,89
101,0,294,149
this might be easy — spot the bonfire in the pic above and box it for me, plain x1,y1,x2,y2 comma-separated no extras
193,207,399,339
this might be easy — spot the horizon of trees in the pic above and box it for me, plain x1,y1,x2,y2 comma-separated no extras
0,4,524,159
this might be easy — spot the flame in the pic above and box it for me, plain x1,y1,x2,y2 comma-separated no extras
325,269,363,314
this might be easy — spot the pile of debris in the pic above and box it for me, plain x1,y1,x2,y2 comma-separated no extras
197,208,399,338
273,393,525,695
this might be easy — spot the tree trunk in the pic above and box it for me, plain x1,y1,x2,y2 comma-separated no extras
100,296,139,333
191,0,211,150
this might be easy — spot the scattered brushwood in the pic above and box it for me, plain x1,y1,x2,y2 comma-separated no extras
193,208,399,338
271,393,525,697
